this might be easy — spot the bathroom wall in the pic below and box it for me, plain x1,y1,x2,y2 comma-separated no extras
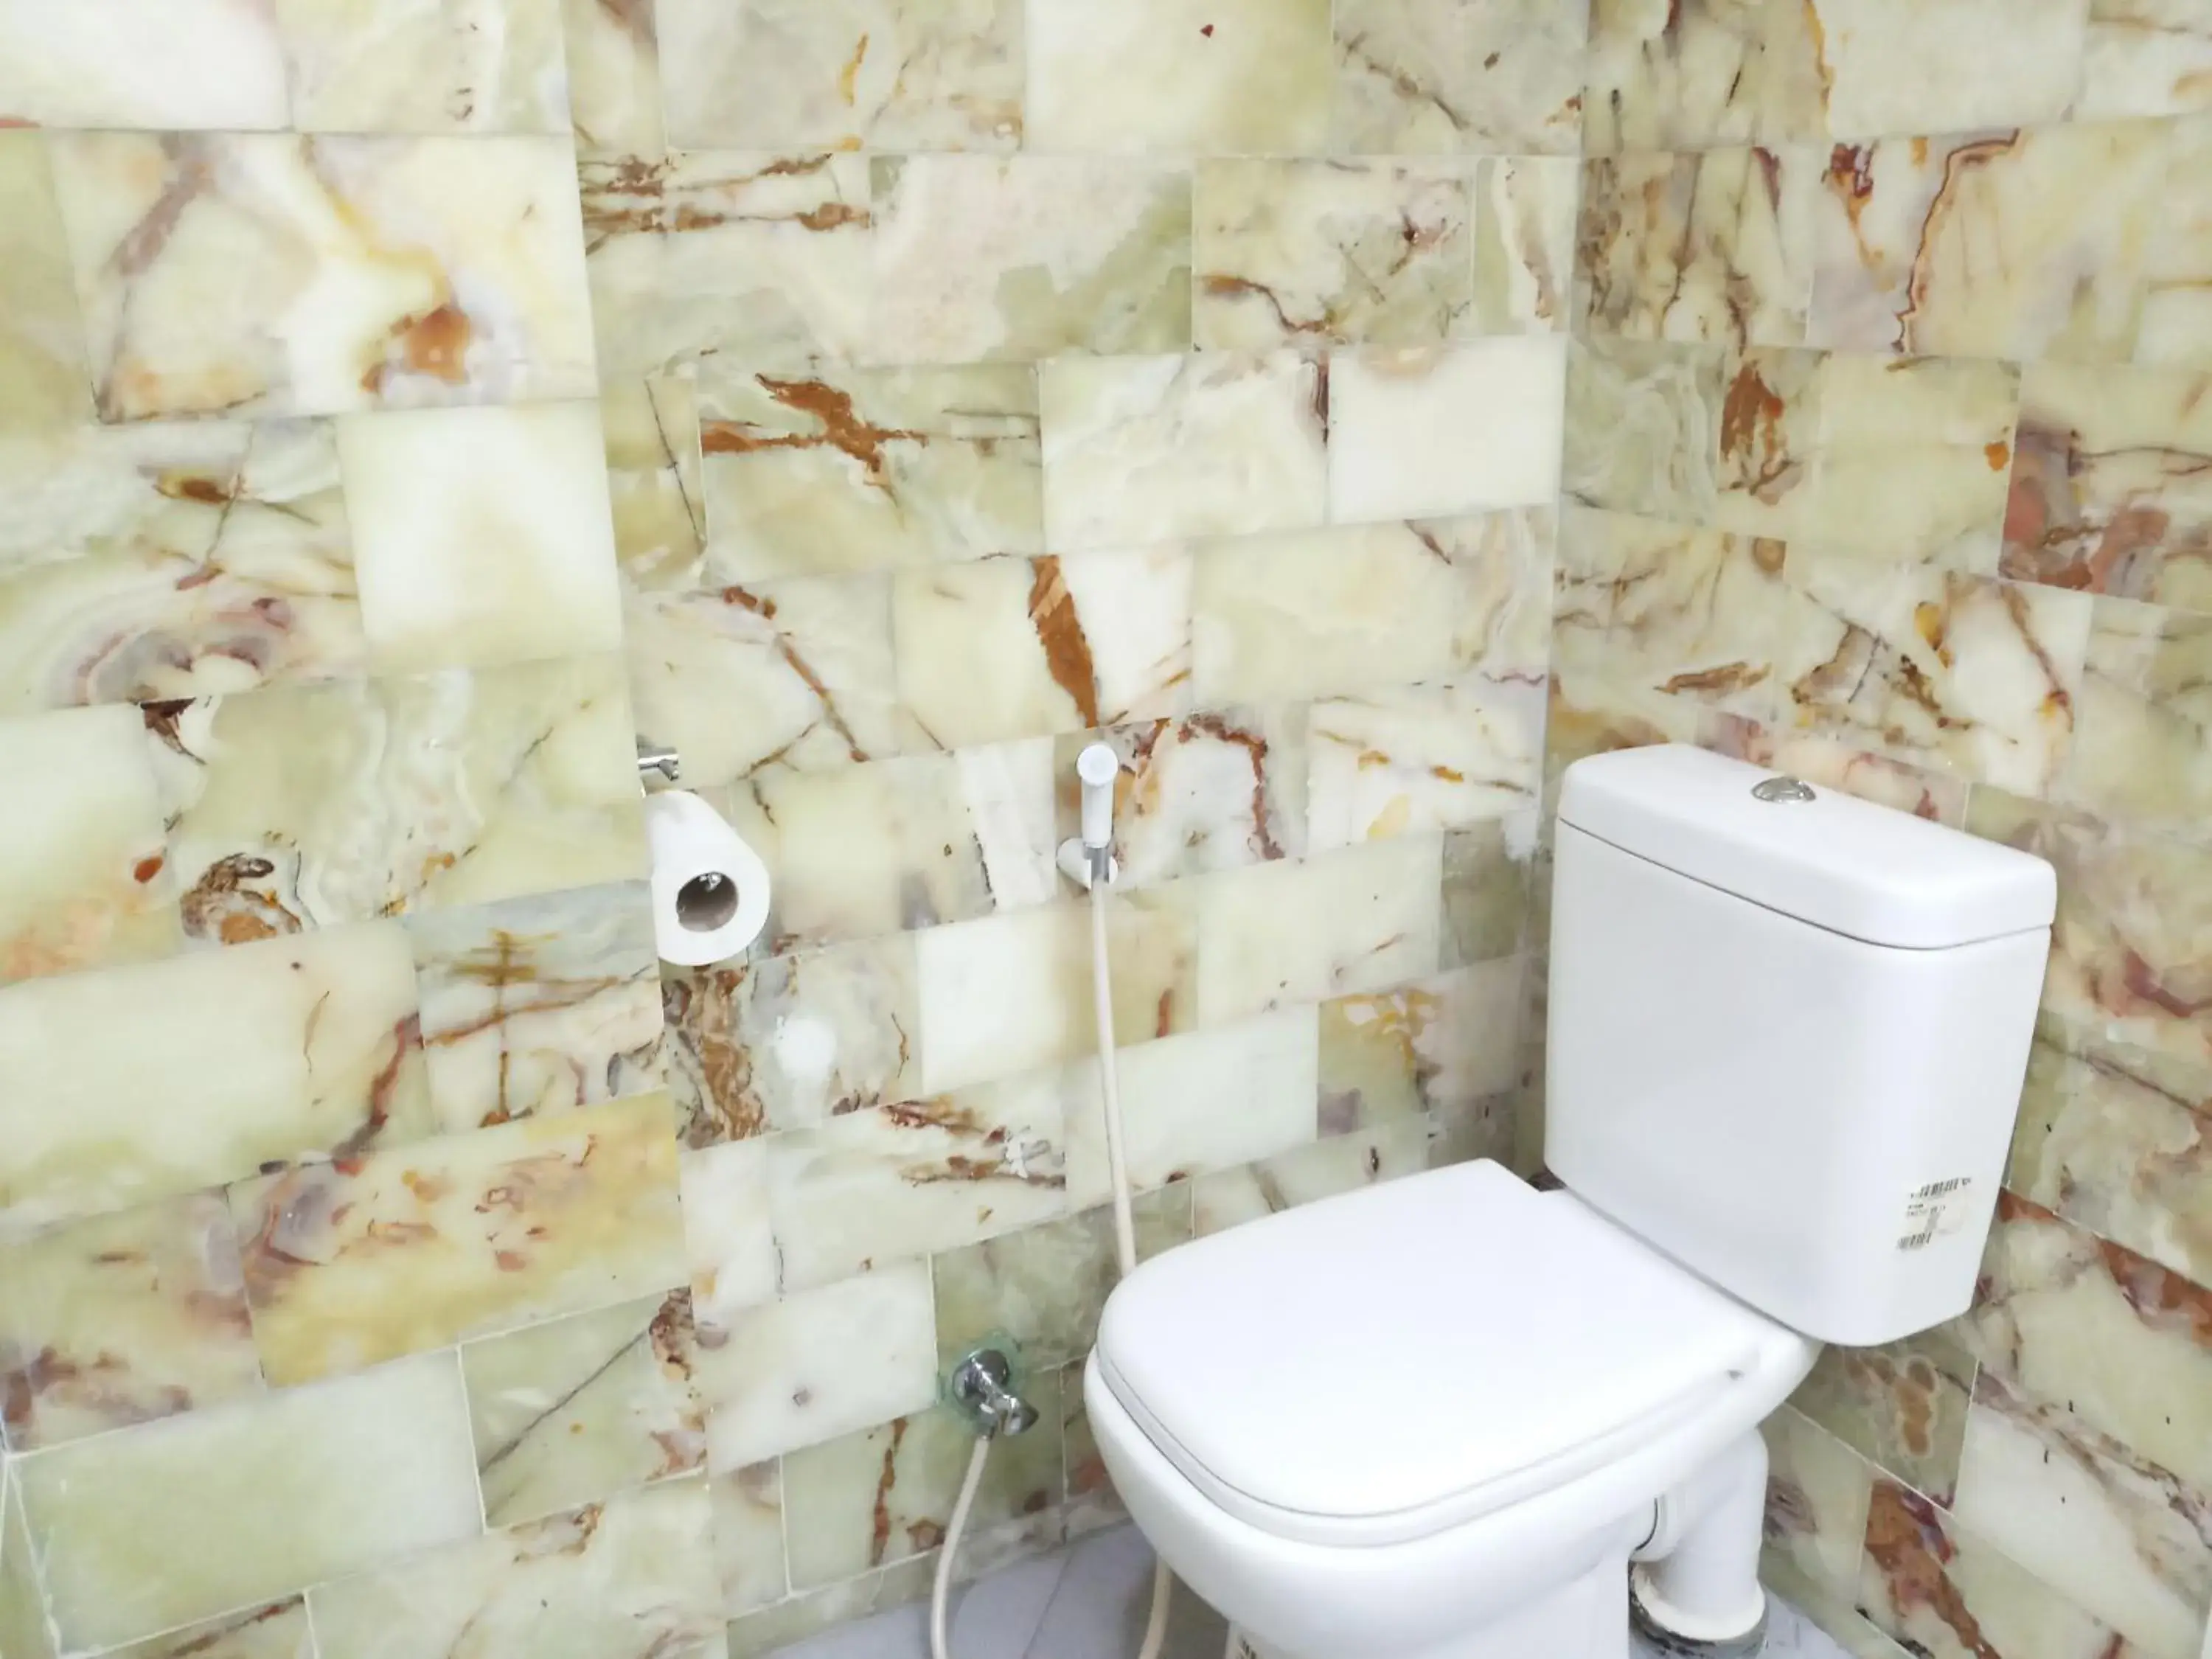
0,2,1571,1655
1551,5,2212,1659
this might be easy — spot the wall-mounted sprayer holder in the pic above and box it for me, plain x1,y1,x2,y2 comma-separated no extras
637,740,681,785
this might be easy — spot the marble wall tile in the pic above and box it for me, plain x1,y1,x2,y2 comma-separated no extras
2082,1,2212,120
1760,1405,1878,1596
931,1192,1189,1373
698,364,1042,582
660,934,921,1147
1440,815,1538,968
1764,1557,1916,1659
1190,1116,1438,1236
462,1287,705,1528
680,1139,779,1332
1562,335,1725,522
0,134,94,434
1062,1009,1322,1206
91,1598,316,1659
712,1460,787,1616
724,1558,934,1658
14,1350,479,1653
779,1399,1062,1589
1470,156,1579,335
2007,1016,2212,1291
309,1476,723,1659
581,151,872,378
1062,708,1306,888
625,575,922,790
1576,147,1818,349
870,156,1191,366
561,0,667,156
0,1471,49,1659
1860,1477,2137,1659
1969,790,2212,1068
1960,1193,2212,1492
1307,679,1547,849
1040,353,1326,553
0,1192,261,1451
276,0,569,134
231,1091,687,1386
0,0,291,130
2003,361,2212,610
1789,1327,1980,1507
1191,836,1443,1027
1193,159,1473,351
0,919,429,1238
1952,1371,2212,1659
1317,957,1526,1133
1784,556,2093,794
766,1071,1074,1290
1329,340,1568,523
1583,0,1826,155
49,133,596,421
1333,0,1589,156
1806,122,2169,365
603,375,706,590
698,1261,936,1469
341,403,624,676
1193,511,1554,706
658,0,1021,151
1699,715,1972,826
914,897,1196,1093
2140,116,2212,369
1027,0,1332,154
0,420,364,714
1705,347,1825,542
0,706,179,985
408,882,663,1135
161,654,645,942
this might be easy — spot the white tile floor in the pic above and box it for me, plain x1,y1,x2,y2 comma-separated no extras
767,1523,1851,1659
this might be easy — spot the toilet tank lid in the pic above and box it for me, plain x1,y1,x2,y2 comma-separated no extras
1557,745,2055,950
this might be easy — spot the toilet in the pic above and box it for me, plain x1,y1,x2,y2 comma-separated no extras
1082,745,2056,1659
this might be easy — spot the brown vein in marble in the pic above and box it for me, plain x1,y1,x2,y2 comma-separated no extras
701,380,923,493
583,156,871,254
1864,1482,2005,1659
431,932,650,1126
361,305,474,398
1026,557,1099,727
1183,712,1284,860
477,1288,703,1480
661,967,760,1147
869,1418,913,1566
2003,419,2212,595
881,1097,1060,1191
329,1010,425,1164
181,852,303,945
650,380,706,549
720,587,866,764
1338,33,1469,136
1719,360,1802,504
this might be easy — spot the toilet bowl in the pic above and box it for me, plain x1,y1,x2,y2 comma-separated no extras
1083,1161,1818,1659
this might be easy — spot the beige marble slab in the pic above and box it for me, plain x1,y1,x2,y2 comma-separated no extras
1060,708,1306,888
15,1350,480,1653
0,133,94,434
1307,679,1545,849
1317,956,1525,1135
2061,599,2212,832
0,420,364,714
276,0,570,133
462,1287,706,1528
602,375,706,590
1329,340,1567,524
659,0,1021,151
1584,0,1825,154
1470,156,1579,335
712,1460,787,1616
231,1091,688,1385
0,919,429,1239
341,402,625,676
680,1138,779,1332
310,1476,722,1659
1563,335,1725,523
1334,0,1588,155
562,0,667,156
0,0,291,129
49,133,595,421
582,151,873,378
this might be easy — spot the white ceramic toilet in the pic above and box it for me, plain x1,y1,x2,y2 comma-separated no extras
1083,745,2056,1659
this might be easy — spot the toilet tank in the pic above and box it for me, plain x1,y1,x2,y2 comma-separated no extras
1545,745,2056,1347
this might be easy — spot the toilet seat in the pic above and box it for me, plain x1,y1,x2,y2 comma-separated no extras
1093,1160,1790,1549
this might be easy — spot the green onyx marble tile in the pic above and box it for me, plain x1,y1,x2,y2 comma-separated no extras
0,419,364,715
1584,0,1826,155
0,704,181,985
1333,0,1585,155
1194,159,1474,351
1306,678,1545,851
309,1476,722,1659
1440,814,1537,969
869,156,1190,365
409,881,664,1135
697,364,1041,582
47,133,594,422
0,133,92,434
659,0,1021,151
1576,147,1820,350
1318,958,1526,1134
91,1597,314,1659
1327,338,1568,525
2007,1015,2212,1293
0,1459,56,1659
0,919,430,1239
779,1394,1063,1590
1469,156,1577,338
231,1091,689,1387
1698,714,1972,826
1788,1327,1978,1507
679,1138,778,1338
1705,347,1825,543
561,0,667,157
462,1287,706,1529
931,1189,1190,1373
0,1192,262,1450
581,150,872,379
275,0,569,135
1761,1550,1915,1659
2081,1,2212,120
15,1351,479,1653
1190,1116,1435,1237
2062,598,2212,832
1760,1405,1879,1597
1026,0,1330,153
1562,335,1726,524
0,2,288,130
161,653,646,945
602,375,706,591
712,1459,787,1616
724,1558,934,1658
660,933,922,1147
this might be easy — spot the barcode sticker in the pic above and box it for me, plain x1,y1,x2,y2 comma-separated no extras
1896,1176,1975,1251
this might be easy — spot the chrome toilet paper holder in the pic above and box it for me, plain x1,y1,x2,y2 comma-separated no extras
636,740,681,785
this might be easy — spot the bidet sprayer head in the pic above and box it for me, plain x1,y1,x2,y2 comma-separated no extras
1077,742,1118,854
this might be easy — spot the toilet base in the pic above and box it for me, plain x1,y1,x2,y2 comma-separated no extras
1225,1551,1630,1659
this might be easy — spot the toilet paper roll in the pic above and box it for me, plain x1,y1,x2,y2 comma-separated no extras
644,788,772,966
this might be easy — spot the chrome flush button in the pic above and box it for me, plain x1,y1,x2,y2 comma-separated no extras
1752,776,1816,803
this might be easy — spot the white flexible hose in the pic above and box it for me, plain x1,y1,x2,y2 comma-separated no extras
928,877,1176,1659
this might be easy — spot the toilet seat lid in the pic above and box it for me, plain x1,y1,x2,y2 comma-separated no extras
1094,1160,1775,1546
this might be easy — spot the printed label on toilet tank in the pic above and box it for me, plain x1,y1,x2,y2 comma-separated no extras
1896,1177,1974,1251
